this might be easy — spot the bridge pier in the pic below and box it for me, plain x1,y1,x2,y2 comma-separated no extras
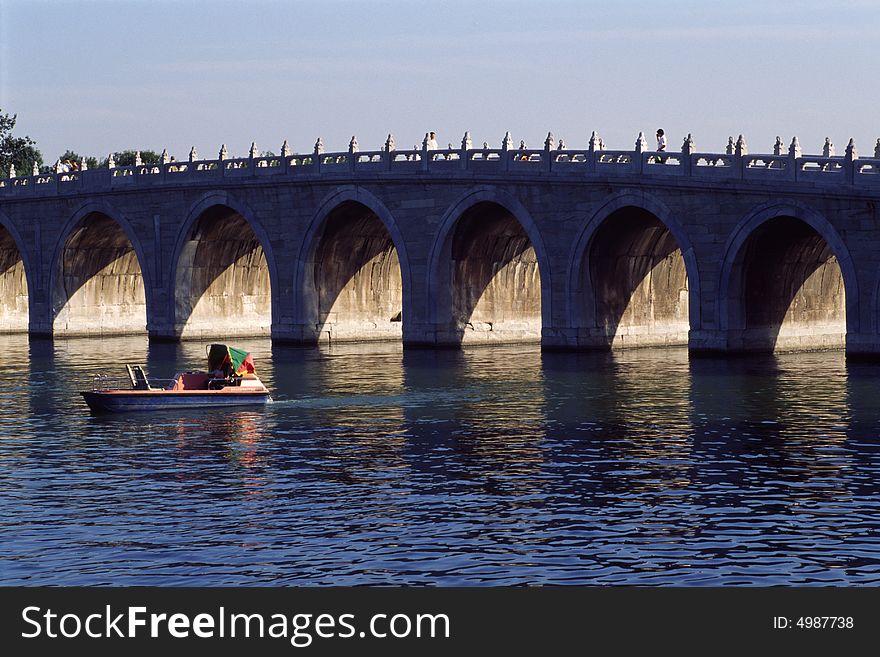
26,299,52,337
844,333,880,360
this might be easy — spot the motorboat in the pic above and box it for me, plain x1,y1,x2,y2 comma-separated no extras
81,343,271,413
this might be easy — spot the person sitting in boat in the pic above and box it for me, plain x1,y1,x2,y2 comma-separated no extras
206,344,255,389
207,359,234,389
211,360,233,379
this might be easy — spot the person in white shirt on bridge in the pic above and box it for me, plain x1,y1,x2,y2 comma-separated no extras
425,131,439,160
656,129,667,152
655,128,667,164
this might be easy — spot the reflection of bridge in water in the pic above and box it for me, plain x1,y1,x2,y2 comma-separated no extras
1,131,880,355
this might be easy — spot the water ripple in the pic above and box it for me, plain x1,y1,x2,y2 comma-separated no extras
1,336,879,585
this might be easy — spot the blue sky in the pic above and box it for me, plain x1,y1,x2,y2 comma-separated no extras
1,0,878,161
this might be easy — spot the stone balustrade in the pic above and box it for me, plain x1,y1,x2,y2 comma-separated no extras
2,133,879,198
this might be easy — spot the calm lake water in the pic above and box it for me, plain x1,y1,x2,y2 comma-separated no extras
1,334,879,585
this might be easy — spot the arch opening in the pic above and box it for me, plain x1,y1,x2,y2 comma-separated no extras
175,205,271,338
0,225,28,332
52,213,146,336
446,201,541,343
735,216,845,351
307,201,402,342
583,207,689,348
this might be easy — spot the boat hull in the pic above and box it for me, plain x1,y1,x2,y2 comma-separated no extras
81,389,271,413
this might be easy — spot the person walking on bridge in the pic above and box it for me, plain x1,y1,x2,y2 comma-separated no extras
425,131,439,160
655,128,667,164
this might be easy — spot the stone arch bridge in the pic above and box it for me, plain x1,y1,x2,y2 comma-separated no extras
2,133,880,356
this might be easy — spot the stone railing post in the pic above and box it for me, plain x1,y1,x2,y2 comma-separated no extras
461,131,472,151
384,134,395,170
247,142,258,175
280,139,291,172
314,137,324,172
544,132,554,172
820,138,835,172
130,152,142,181
501,131,512,171
634,131,647,174
421,133,430,172
773,136,784,156
217,145,227,178
461,131,472,170
734,135,747,178
845,138,858,183
587,131,599,173
787,136,801,181
823,137,834,157
681,133,694,176
348,136,358,172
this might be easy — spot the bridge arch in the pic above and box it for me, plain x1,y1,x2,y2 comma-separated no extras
0,210,32,333
719,201,857,351
567,190,700,348
171,191,277,339
294,186,410,343
49,201,151,336
869,250,880,337
427,186,550,344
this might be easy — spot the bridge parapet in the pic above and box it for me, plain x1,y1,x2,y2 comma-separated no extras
2,137,879,199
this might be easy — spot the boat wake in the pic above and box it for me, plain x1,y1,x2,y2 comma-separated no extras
267,388,485,410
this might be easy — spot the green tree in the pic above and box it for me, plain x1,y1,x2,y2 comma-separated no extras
0,109,43,176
